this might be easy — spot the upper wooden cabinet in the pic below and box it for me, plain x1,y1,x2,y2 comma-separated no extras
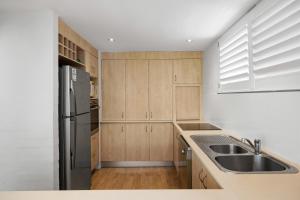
149,60,173,121
101,123,126,161
126,60,149,121
176,86,200,120
149,123,173,161
126,123,150,161
102,60,126,121
173,59,201,84
58,18,98,78
85,53,98,78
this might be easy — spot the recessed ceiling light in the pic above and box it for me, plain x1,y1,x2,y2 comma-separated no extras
186,39,192,43
108,38,115,42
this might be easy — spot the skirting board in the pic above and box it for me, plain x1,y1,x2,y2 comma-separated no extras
101,161,174,168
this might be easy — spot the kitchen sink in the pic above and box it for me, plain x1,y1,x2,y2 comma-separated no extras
178,123,221,131
215,155,287,172
190,135,298,174
210,144,248,154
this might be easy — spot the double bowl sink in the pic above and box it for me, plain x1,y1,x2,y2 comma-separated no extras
190,134,298,174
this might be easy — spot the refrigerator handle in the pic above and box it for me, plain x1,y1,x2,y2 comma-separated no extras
70,80,77,116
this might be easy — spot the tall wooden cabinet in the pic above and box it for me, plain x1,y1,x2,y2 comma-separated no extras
126,60,149,120
102,60,126,121
149,60,173,121
101,52,202,164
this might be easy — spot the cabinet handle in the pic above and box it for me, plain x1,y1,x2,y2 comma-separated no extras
198,169,203,181
150,112,153,119
174,74,177,82
121,112,124,119
146,112,148,119
121,125,124,132
150,125,152,133
145,126,148,133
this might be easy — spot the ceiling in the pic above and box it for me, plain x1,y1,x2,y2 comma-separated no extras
0,0,259,52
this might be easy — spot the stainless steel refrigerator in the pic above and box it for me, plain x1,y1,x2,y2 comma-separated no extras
59,65,91,190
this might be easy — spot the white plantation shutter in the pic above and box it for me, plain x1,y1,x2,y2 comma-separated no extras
218,25,251,92
251,0,300,90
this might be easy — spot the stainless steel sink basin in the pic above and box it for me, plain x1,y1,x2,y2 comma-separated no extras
210,144,248,154
178,123,221,131
215,155,287,172
190,135,298,174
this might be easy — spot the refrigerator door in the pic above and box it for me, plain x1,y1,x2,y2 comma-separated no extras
71,67,90,115
66,113,91,190
61,66,90,117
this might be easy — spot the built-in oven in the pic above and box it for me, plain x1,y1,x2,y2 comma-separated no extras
178,135,192,189
90,98,99,135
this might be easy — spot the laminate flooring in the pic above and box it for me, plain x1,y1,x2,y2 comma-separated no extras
91,167,180,189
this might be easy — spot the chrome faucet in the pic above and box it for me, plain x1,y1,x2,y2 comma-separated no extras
241,138,261,155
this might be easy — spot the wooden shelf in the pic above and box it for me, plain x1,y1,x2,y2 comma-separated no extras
59,54,85,68
58,33,84,65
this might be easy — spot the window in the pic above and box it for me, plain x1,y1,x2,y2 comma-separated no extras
218,0,300,93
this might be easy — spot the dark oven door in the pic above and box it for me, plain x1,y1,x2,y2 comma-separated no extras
90,106,99,134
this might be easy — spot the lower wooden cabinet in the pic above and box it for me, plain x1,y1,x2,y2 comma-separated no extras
101,123,126,161
91,132,99,171
101,123,173,162
192,153,220,189
149,123,173,161
126,123,150,161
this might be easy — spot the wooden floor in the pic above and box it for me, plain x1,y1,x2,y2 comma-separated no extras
91,167,180,190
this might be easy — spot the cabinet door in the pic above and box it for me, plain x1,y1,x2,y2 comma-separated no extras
173,59,201,84
102,60,126,121
149,60,173,121
149,123,173,161
192,153,203,189
91,133,99,170
176,86,200,120
126,60,149,120
101,124,125,161
126,123,150,161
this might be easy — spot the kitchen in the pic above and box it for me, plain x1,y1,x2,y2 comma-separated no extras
0,0,300,199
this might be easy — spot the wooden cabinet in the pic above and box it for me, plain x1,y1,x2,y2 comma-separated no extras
101,123,125,161
149,60,173,121
173,59,201,84
86,53,98,78
91,133,99,171
126,60,149,120
173,126,180,173
126,123,150,161
102,60,126,121
176,86,200,120
192,153,220,189
149,123,173,161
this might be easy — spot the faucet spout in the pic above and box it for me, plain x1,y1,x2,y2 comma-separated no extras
241,138,261,155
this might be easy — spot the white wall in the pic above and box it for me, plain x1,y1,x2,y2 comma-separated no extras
0,10,59,190
203,41,300,164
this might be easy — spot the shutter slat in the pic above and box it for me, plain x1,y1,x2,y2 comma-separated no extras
252,0,295,29
252,1,300,37
219,25,250,91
